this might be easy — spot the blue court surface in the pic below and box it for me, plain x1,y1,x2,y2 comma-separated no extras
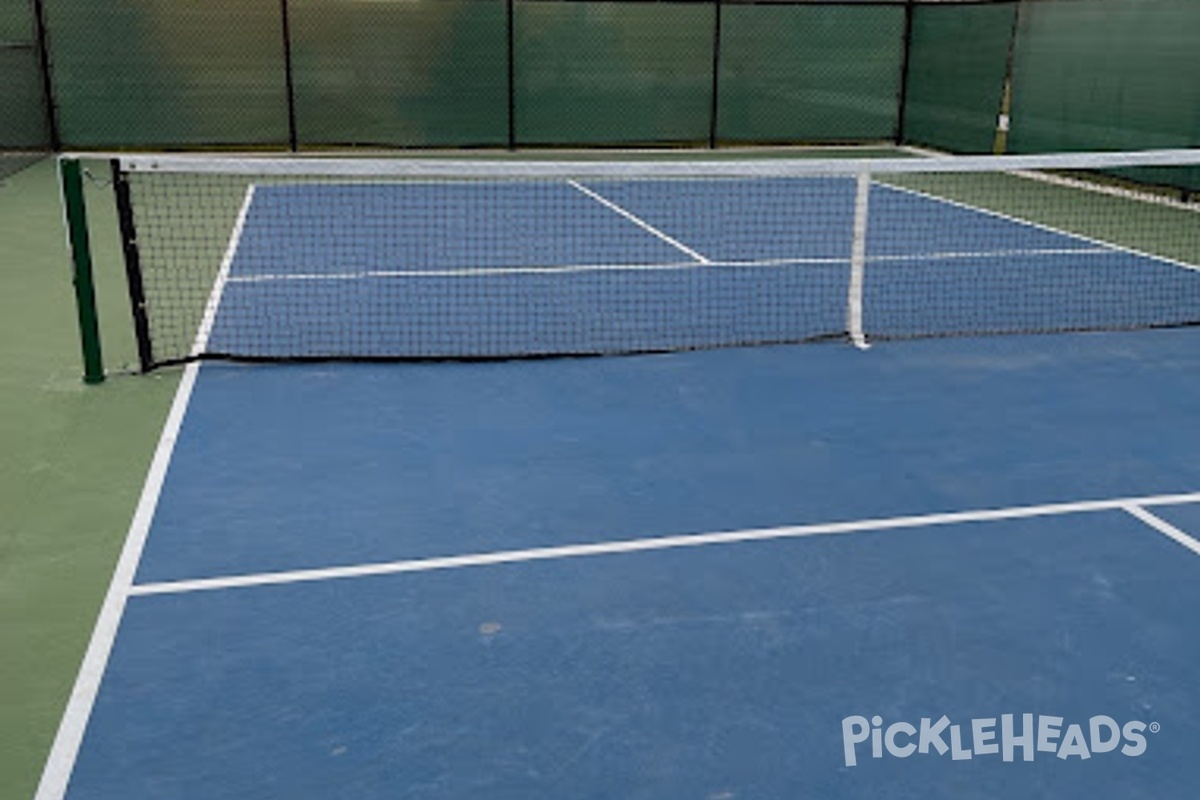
203,178,1200,357
38,177,1200,799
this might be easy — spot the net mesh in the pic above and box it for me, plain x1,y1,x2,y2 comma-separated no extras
111,151,1200,370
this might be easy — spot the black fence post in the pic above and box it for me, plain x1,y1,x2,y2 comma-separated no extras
280,0,299,151
507,0,516,150
995,0,1023,154
29,0,61,150
894,0,915,146
708,0,723,149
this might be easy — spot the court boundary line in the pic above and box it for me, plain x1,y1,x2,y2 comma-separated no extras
874,180,1200,275
190,185,256,357
567,179,711,264
220,248,1111,283
1009,169,1200,216
32,364,203,800
1123,504,1200,556
127,490,1200,598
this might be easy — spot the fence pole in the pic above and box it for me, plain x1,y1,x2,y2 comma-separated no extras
994,0,1023,154
708,0,724,149
507,0,516,150
30,0,61,149
894,0,916,145
280,0,299,150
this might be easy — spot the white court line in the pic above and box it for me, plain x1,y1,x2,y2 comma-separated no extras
567,179,712,264
190,185,256,357
875,180,1200,275
32,364,203,800
128,490,1200,598
1123,504,1200,557
35,187,256,799
1010,169,1200,215
221,247,1112,284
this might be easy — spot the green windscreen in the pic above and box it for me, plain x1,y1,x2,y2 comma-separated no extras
0,0,50,152
513,0,715,146
716,2,904,144
901,2,1015,154
289,0,508,148
42,0,290,148
1009,0,1200,153
1009,0,1200,191
0,45,48,147
0,0,34,40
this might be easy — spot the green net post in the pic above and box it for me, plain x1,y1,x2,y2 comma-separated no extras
59,157,105,384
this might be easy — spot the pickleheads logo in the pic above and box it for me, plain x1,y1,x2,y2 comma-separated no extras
842,714,1158,767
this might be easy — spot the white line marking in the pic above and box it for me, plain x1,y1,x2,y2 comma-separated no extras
190,186,256,357
222,248,1112,284
870,247,1108,262
33,363,203,800
896,144,945,159
1011,169,1200,215
567,179,711,263
876,181,1200,275
129,490,1200,597
1123,504,1200,557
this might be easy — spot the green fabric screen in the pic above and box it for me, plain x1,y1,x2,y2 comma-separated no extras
289,0,509,148
42,0,290,148
1009,0,1200,153
0,45,48,147
901,2,1015,154
0,0,34,39
513,1,715,146
1009,0,1200,190
716,2,905,144
0,0,50,150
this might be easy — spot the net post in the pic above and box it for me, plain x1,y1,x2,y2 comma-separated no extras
847,170,871,350
109,159,155,373
58,157,105,383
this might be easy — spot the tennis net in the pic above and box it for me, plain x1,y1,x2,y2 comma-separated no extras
101,149,1200,371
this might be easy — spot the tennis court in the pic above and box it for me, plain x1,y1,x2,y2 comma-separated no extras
201,175,1198,357
36,155,1200,799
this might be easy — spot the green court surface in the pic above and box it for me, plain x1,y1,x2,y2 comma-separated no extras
0,159,178,800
